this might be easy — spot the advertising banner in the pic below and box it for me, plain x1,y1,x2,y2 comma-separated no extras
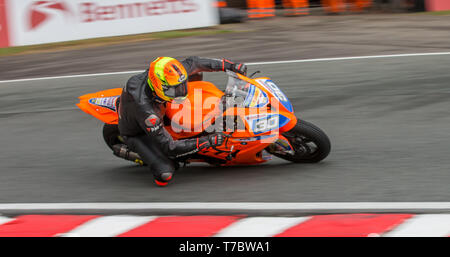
426,0,450,11
5,0,218,46
0,0,10,47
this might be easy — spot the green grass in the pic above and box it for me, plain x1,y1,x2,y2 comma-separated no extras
152,29,232,39
415,10,450,15
0,28,234,57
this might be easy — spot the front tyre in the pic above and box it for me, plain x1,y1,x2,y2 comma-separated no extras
275,119,331,163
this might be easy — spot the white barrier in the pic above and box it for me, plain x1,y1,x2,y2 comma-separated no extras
2,0,219,47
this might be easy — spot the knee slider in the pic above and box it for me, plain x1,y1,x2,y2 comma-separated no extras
154,172,173,186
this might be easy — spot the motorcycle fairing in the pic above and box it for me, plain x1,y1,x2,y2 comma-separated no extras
256,78,293,112
77,73,298,165
77,88,122,125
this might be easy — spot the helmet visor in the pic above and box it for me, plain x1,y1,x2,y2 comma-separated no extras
163,81,188,99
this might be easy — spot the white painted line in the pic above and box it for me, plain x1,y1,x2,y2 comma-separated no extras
2,52,450,84
214,217,310,237
59,215,156,237
246,52,450,66
0,202,449,211
0,216,14,225
383,214,450,237
0,70,143,84
0,107,78,115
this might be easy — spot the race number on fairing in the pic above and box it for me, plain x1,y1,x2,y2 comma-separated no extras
245,114,280,134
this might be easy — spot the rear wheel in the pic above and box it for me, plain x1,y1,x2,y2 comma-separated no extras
102,123,122,150
272,119,331,163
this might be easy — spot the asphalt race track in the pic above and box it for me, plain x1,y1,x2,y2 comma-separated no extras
0,54,449,205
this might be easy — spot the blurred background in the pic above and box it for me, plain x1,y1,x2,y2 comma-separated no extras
0,0,441,50
0,0,449,236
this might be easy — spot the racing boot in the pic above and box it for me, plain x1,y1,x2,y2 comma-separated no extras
112,144,145,166
154,172,173,187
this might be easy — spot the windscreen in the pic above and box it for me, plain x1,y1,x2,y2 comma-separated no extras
225,71,268,108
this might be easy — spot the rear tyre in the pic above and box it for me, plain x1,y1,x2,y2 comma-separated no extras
273,119,331,163
102,123,122,150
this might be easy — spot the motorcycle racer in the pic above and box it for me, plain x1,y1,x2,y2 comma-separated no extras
115,56,247,186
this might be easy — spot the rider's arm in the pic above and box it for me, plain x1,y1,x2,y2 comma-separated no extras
181,56,247,75
137,107,223,158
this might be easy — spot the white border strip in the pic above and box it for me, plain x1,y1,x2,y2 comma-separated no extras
0,202,449,211
214,217,310,237
383,214,450,237
2,52,450,84
59,215,157,237
0,216,14,225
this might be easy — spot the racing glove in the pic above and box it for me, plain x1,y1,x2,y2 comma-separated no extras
197,133,226,151
222,59,247,75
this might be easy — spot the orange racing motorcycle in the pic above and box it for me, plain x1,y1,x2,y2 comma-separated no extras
77,71,330,166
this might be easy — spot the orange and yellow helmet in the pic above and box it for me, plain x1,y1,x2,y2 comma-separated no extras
148,57,188,101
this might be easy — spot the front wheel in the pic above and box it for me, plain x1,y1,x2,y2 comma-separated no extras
272,119,331,163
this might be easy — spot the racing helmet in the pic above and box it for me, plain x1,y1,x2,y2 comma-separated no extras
148,57,188,101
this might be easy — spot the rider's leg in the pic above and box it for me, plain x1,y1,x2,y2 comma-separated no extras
124,135,176,186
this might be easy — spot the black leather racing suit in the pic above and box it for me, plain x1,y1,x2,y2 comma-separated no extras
117,56,239,181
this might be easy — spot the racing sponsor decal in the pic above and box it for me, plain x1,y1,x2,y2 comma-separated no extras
79,0,198,23
0,0,10,47
88,96,118,111
144,114,159,127
144,114,162,132
256,79,293,112
243,84,268,108
178,74,186,83
27,0,72,31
